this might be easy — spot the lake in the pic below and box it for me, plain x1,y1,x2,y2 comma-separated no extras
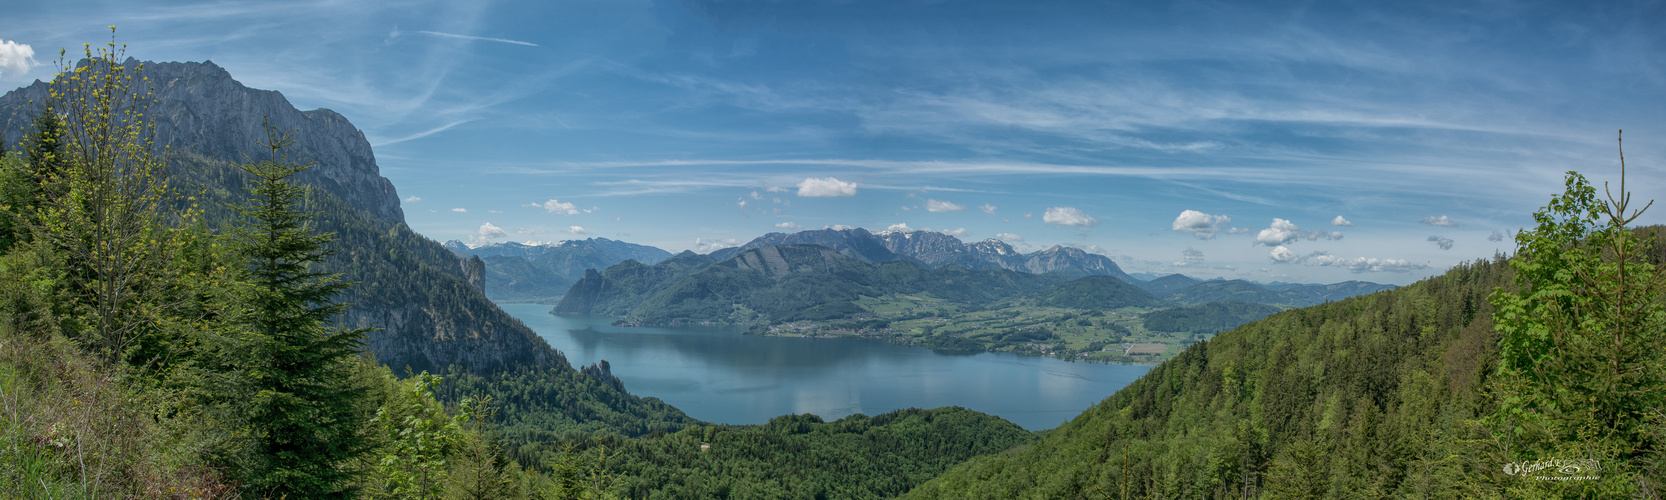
498,303,1154,431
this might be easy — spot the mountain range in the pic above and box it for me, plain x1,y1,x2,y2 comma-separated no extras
553,234,1396,327
445,238,672,303
713,227,1139,282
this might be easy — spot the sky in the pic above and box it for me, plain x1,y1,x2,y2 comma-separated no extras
1,0,1662,285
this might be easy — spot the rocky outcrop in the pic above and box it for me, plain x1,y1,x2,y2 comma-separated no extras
461,255,486,293
0,59,405,224
580,360,625,393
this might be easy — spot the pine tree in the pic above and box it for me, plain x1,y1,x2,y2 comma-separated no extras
223,117,372,498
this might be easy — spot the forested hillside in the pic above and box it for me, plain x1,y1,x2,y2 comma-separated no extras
908,200,1664,497
911,256,1513,498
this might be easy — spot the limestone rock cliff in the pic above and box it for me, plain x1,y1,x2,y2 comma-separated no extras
0,59,404,224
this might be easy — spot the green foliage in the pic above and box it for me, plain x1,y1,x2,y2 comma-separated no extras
213,120,372,497
1143,301,1283,334
544,443,624,500
567,407,1035,499
29,29,195,364
1483,150,1665,495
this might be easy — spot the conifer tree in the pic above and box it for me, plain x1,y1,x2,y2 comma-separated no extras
1486,131,1664,496
223,117,372,497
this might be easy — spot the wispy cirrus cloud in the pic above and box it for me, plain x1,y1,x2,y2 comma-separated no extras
417,30,538,47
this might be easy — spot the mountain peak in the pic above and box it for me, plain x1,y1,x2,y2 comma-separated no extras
0,59,406,224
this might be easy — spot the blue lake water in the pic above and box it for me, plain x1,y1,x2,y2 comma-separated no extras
498,303,1153,431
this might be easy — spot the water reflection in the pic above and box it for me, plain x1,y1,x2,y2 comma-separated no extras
499,303,1152,430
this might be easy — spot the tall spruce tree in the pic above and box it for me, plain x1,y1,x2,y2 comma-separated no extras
224,118,372,497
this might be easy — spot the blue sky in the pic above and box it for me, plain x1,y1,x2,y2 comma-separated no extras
2,0,1662,285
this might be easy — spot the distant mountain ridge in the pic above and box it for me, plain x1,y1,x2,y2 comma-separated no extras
714,228,1138,282
556,244,1069,324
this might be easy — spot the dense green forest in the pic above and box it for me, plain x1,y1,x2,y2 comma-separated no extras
1141,301,1284,334
564,407,1035,499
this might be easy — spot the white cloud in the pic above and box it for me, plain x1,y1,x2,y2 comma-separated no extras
1181,247,1205,264
694,237,742,253
451,208,467,213
477,222,507,239
765,185,789,193
1171,210,1231,240
994,232,1024,242
1421,215,1458,227
1226,227,1251,234
925,199,965,212
1428,235,1454,250
1331,215,1354,227
1270,246,1428,273
796,177,858,197
488,210,502,214
568,226,591,235
1301,230,1345,241
416,30,539,47
1043,207,1099,228
1022,212,1034,218
1307,254,1428,273
1488,230,1506,242
885,223,914,233
980,203,997,215
943,227,971,237
824,224,855,230
0,40,35,79
750,191,762,200
1269,245,1301,263
1256,218,1301,246
404,195,422,202
775,221,802,230
527,199,581,215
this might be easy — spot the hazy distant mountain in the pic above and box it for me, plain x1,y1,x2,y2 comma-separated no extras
709,227,919,265
1132,274,1204,295
716,228,1137,282
1034,276,1161,310
1158,279,1395,308
445,238,673,303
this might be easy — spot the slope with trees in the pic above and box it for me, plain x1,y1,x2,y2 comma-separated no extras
908,163,1663,497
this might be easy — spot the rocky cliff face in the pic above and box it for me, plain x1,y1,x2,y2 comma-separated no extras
461,255,486,293
0,59,404,224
